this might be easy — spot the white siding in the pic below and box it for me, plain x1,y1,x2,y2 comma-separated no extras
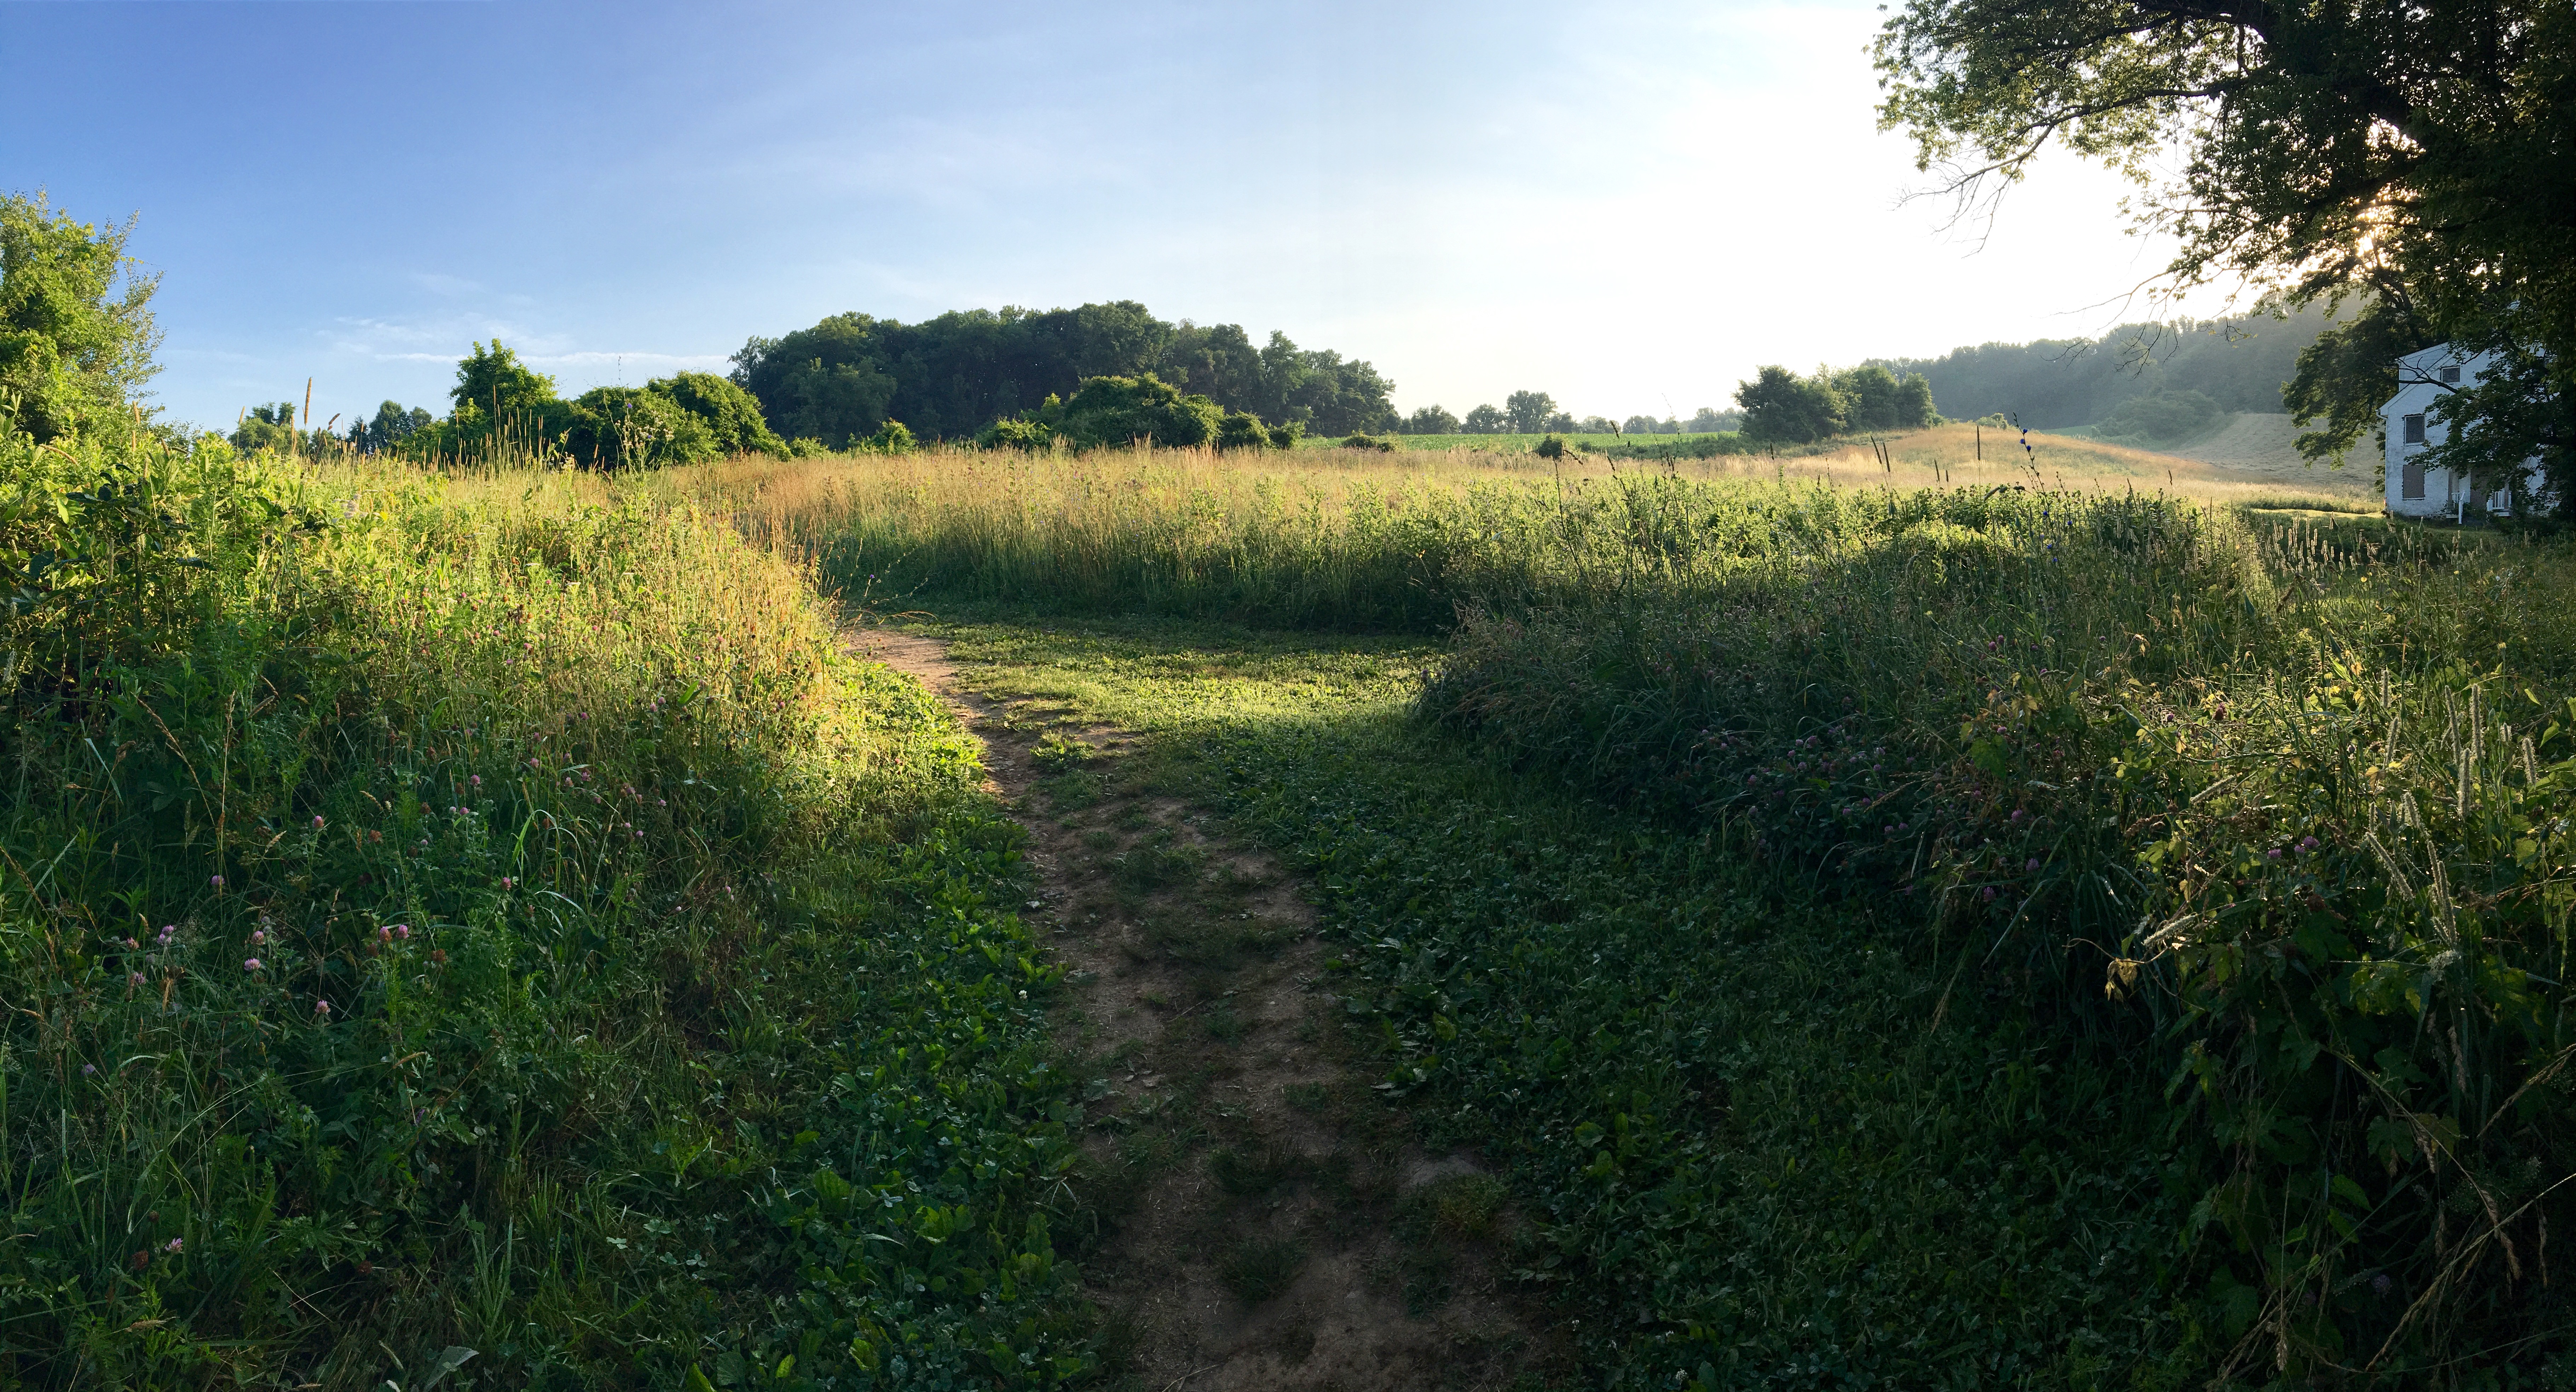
2380,345,2545,518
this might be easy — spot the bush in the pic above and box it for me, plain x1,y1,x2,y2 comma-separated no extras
858,418,918,454
565,383,720,468
653,370,789,457
1053,373,1220,449
1341,431,1396,452
977,415,1057,451
1217,409,1273,451
1531,433,1569,459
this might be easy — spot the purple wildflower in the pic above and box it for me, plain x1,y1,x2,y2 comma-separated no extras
244,958,262,972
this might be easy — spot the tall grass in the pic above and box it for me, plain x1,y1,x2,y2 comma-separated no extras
674,440,2372,636
1423,491,2576,1379
0,436,1083,1387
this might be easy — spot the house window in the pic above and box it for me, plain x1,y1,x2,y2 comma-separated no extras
2403,412,2427,444
2437,365,2461,385
2402,457,2425,500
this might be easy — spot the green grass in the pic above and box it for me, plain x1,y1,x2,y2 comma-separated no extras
0,439,1086,1388
905,610,2197,1385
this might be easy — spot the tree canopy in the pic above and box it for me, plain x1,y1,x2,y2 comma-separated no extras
1735,365,1940,444
731,303,1396,446
1874,0,2575,492
0,192,160,442
1870,305,2335,430
1503,389,1558,434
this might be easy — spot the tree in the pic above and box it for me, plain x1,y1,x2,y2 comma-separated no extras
1504,389,1558,434
1873,0,2576,493
0,192,160,442
1735,367,1846,444
1579,416,1617,434
1684,407,1742,433
564,386,718,469
652,371,785,456
732,303,1395,442
1462,404,1506,434
351,400,432,453
1831,365,1940,431
1405,404,1460,435
231,402,300,454
450,340,556,420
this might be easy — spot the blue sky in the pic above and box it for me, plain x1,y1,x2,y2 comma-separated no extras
4,0,2228,433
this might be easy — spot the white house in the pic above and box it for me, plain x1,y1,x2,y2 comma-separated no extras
2382,343,2547,519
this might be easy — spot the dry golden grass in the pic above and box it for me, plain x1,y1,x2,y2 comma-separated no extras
1761,422,2378,509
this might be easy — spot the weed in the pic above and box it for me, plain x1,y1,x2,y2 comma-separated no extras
1216,1236,1307,1304
1208,1144,1304,1197
1422,1174,1508,1240
1032,730,1095,771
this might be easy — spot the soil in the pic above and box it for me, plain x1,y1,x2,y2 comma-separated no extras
844,627,1566,1392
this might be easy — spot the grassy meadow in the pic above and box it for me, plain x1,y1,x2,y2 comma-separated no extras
10,423,2567,1389
709,439,2573,1386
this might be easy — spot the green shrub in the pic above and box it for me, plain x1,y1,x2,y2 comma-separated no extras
1531,433,1568,459
1217,409,1273,451
0,432,1086,1386
652,370,788,456
1341,431,1397,453
857,418,918,454
564,383,718,468
977,415,1057,451
1052,373,1220,449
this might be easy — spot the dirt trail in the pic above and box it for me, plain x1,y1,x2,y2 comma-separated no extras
845,628,1561,1392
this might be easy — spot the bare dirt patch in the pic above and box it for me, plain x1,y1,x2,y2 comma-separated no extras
842,627,1565,1391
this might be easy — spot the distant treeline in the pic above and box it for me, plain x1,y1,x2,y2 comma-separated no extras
1867,301,2335,431
729,303,1395,446
1394,392,1744,437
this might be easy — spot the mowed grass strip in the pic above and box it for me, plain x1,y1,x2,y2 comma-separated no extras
900,613,2189,1387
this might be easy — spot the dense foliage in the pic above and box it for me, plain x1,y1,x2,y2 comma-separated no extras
1735,364,1939,443
1873,0,2575,492
397,345,787,468
730,302,1395,446
1871,306,2334,431
0,192,160,443
973,374,1300,453
0,434,1084,1387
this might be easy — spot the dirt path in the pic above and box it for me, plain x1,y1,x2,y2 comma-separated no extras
845,628,1562,1392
